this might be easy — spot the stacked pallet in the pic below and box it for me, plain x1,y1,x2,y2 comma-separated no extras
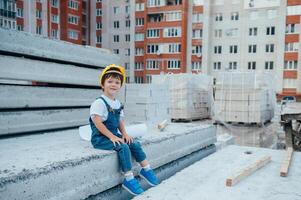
123,84,170,126
153,74,213,121
214,72,275,124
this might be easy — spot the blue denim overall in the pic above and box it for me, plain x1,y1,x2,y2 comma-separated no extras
89,96,146,172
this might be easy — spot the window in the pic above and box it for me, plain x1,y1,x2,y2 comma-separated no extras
192,62,202,70
229,45,238,54
214,46,222,54
228,62,237,70
135,62,144,70
136,3,145,11
113,49,119,54
96,22,102,30
147,29,160,38
96,9,102,16
192,29,202,38
124,63,130,70
51,0,58,7
192,45,202,54
146,75,152,83
113,35,119,42
36,26,42,35
68,0,79,10
114,21,119,28
113,6,119,14
165,11,182,21
167,60,181,69
51,29,58,39
266,44,274,53
68,29,78,40
126,77,130,83
147,0,165,7
284,61,297,70
125,49,130,56
193,13,203,22
248,62,256,70
193,0,204,5
17,25,24,31
36,10,42,19
231,12,239,20
214,29,222,38
17,8,23,18
135,76,144,84
52,15,59,23
135,48,144,55
215,13,223,21
163,27,181,37
249,27,257,36
285,43,299,52
168,43,181,53
135,33,144,41
248,45,256,53
286,24,295,34
125,34,130,42
146,60,159,69
125,5,130,14
126,20,130,27
265,61,274,70
213,62,221,70
68,15,79,25
225,28,238,37
266,26,275,35
147,44,159,54
135,18,144,26
283,79,297,88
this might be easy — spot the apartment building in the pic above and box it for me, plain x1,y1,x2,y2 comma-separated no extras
0,0,16,30
282,0,301,99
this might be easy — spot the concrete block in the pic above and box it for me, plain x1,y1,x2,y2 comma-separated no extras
0,55,100,86
0,85,100,108
0,108,89,136
0,123,216,200
0,28,120,67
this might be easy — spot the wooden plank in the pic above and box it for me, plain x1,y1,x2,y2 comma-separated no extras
280,147,293,177
0,85,101,108
0,28,120,67
226,156,271,187
0,55,100,86
0,108,89,136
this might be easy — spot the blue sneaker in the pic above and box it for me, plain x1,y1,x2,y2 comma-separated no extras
122,178,144,196
139,169,159,186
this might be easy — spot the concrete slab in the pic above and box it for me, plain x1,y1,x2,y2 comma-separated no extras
134,145,301,200
0,123,216,200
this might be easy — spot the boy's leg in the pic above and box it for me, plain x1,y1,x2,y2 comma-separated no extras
128,140,159,186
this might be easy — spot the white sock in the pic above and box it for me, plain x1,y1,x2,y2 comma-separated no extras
124,171,134,181
142,164,151,171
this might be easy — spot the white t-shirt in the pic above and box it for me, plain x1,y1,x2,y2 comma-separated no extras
90,94,124,122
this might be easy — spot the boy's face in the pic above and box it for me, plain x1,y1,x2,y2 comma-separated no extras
102,76,121,97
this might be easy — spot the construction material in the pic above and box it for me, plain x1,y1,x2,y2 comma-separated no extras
153,74,213,121
280,147,293,177
157,119,168,131
214,72,275,124
78,123,148,141
226,156,271,186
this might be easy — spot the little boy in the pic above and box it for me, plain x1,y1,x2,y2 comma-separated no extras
89,64,159,196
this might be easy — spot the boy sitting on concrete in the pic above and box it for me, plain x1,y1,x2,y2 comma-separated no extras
89,64,159,196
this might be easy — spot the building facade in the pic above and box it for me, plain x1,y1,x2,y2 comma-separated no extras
0,0,300,99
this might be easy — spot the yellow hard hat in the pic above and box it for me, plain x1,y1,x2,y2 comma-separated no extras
99,64,126,86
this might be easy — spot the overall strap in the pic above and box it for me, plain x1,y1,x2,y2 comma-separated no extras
98,96,111,111
98,96,123,113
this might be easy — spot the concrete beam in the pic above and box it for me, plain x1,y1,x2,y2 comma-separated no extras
0,124,216,200
0,85,100,109
0,55,100,86
0,108,89,136
0,29,120,67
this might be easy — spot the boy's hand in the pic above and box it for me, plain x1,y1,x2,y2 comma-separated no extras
122,133,133,144
110,135,124,146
